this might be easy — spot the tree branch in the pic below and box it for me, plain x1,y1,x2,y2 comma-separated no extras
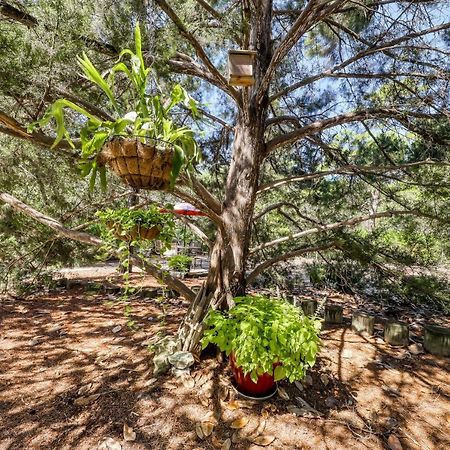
265,108,437,153
250,209,430,254
257,160,450,194
155,0,240,103
247,242,337,283
0,192,195,301
0,110,80,153
257,0,349,103
0,1,118,56
270,20,450,101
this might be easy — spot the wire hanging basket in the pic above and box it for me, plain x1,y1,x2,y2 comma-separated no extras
97,136,174,190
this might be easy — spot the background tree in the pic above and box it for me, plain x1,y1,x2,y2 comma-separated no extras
1,0,450,351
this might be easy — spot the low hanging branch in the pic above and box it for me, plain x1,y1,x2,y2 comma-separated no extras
250,209,431,254
247,242,338,283
0,192,195,301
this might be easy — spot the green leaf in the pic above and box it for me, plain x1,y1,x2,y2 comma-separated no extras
77,53,118,111
274,365,286,381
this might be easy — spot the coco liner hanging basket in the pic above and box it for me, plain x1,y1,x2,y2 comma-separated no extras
98,137,174,190
107,222,162,242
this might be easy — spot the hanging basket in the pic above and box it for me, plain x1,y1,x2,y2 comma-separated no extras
97,137,174,190
107,222,162,242
228,50,257,87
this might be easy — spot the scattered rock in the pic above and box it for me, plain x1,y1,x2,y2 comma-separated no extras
320,374,330,386
294,381,304,392
342,349,353,358
153,352,170,376
278,386,289,400
123,423,136,442
182,375,195,389
384,417,399,430
304,374,313,386
111,325,122,334
325,396,339,408
408,343,424,355
292,397,322,417
29,336,43,346
168,351,195,369
97,437,122,450
387,434,403,450
171,367,190,378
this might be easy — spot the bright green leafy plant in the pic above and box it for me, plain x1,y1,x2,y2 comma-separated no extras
168,255,192,273
30,23,200,189
96,206,175,250
201,296,321,382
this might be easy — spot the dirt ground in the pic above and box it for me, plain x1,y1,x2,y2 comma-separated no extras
0,281,449,450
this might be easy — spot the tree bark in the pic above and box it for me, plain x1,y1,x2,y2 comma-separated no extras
177,1,273,352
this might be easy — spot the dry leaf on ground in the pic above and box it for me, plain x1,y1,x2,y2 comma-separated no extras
195,423,204,439
387,434,403,450
252,434,276,446
201,421,214,437
224,400,241,410
231,416,249,429
123,423,136,442
221,438,231,450
74,393,100,406
77,383,94,396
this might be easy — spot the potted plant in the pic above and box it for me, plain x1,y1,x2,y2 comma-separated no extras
201,295,321,397
96,206,175,246
30,24,201,191
167,255,193,278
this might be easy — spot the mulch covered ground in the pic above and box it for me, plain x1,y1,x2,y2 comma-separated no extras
0,283,449,450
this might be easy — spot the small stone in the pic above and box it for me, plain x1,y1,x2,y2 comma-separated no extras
294,381,304,392
111,325,122,333
171,367,190,378
304,374,313,386
168,351,195,369
325,396,338,408
97,437,122,450
387,434,403,450
153,352,170,376
384,417,398,430
342,349,353,358
408,343,424,355
320,374,330,386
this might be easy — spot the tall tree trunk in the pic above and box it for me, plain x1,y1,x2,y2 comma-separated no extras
178,1,273,352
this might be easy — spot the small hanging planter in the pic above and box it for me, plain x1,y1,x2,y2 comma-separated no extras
98,137,174,191
107,222,161,242
228,50,257,87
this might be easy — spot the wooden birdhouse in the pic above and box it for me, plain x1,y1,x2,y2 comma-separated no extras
228,50,257,87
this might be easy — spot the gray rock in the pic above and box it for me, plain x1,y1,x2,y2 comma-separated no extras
153,336,180,354
408,343,424,355
168,351,195,369
153,352,171,376
304,374,313,386
325,396,338,408
171,367,191,378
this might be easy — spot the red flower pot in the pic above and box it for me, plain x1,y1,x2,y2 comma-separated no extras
229,353,278,397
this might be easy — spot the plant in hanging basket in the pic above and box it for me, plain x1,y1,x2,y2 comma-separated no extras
201,296,321,395
29,24,201,191
96,206,175,249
